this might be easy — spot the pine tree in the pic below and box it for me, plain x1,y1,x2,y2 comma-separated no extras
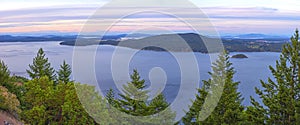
57,60,72,84
0,60,10,85
0,60,14,94
77,83,124,124
22,76,56,124
58,83,99,124
183,51,244,124
107,69,175,124
104,88,125,124
148,93,169,114
22,76,99,124
243,97,266,124
0,60,24,105
106,88,117,107
27,48,55,80
116,69,150,116
147,93,176,125
248,29,300,124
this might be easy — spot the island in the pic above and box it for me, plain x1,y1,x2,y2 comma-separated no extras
59,33,287,53
231,54,248,58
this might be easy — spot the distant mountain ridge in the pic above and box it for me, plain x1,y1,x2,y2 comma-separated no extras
0,35,77,42
0,33,152,42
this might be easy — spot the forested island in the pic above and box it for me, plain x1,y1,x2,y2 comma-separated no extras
232,54,248,58
60,33,288,53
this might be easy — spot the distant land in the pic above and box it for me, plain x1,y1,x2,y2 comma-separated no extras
231,54,248,59
0,33,290,53
60,33,289,53
222,33,289,41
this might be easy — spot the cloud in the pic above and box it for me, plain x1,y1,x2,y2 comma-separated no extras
0,5,299,35
202,7,300,21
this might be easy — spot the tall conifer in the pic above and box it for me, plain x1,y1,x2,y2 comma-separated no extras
57,60,72,84
183,51,244,124
248,29,300,124
27,48,55,80
0,60,10,85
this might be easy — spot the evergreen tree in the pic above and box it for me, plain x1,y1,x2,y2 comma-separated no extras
22,76,56,124
116,69,150,116
243,97,266,124
57,60,72,84
183,51,244,124
75,83,116,124
148,93,169,114
57,83,99,124
22,76,99,124
0,60,10,85
0,60,13,93
0,60,25,108
107,69,175,124
147,93,176,125
105,88,122,124
248,29,300,124
106,88,117,107
27,48,55,80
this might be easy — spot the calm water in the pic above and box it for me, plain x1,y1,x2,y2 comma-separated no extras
0,41,280,106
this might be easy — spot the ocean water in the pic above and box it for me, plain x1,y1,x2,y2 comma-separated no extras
0,41,280,106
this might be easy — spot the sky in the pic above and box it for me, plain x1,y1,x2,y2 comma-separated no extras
0,0,300,36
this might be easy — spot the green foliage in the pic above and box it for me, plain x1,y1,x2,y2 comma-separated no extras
248,29,300,124
22,76,55,124
5,76,26,97
57,82,97,124
148,93,169,114
27,48,56,80
22,76,98,124
106,88,117,107
116,69,150,116
57,60,72,84
0,86,21,117
183,51,244,124
0,61,25,112
243,97,266,124
107,69,175,124
75,83,119,124
22,49,113,124
2,82,25,111
10,75,28,83
0,60,10,85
